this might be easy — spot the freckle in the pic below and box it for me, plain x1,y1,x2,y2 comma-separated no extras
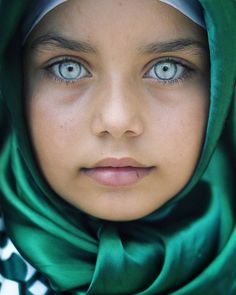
118,1,123,6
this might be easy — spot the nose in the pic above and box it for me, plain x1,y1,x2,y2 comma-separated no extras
91,79,144,139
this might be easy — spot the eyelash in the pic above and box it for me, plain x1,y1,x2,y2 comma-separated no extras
44,56,194,85
144,57,194,85
45,57,91,84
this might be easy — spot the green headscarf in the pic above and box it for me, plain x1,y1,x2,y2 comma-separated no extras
0,0,236,294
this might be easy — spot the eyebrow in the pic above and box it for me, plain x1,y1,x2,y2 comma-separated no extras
29,33,97,54
138,38,208,55
29,33,207,56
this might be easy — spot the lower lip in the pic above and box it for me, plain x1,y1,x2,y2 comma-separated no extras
82,167,154,187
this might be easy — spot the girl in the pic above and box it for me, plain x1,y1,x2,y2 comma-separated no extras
0,0,235,294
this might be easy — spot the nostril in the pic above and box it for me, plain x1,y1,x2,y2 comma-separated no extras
91,117,144,139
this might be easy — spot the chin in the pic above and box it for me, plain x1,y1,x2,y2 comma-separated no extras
80,205,157,222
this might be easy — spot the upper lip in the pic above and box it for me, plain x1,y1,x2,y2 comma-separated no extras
90,157,151,168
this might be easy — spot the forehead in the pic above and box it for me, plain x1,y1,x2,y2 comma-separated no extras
29,0,206,43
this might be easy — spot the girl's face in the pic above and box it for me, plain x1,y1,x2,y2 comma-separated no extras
24,0,209,221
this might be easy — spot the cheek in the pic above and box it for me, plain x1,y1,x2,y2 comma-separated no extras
148,85,209,168
26,88,89,177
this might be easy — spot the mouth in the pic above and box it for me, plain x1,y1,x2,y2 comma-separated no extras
81,158,155,187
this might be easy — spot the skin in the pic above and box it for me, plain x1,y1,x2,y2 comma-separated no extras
24,0,210,221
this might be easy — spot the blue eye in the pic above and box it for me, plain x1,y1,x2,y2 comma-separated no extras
49,60,89,81
146,60,189,82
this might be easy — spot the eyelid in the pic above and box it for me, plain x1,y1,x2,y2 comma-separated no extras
43,55,91,70
143,56,194,76
44,56,92,82
142,56,195,84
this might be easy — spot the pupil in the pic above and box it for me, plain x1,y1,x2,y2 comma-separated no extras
163,65,169,72
67,66,74,72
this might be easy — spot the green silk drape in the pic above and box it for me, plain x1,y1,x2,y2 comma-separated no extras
0,1,236,294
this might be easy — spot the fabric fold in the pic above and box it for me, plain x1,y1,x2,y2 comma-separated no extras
0,0,236,294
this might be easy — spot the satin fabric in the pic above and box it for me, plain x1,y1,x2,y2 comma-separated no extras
159,0,205,28
0,1,236,294
22,0,67,43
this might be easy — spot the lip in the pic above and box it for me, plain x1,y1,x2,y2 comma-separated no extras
81,157,155,187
